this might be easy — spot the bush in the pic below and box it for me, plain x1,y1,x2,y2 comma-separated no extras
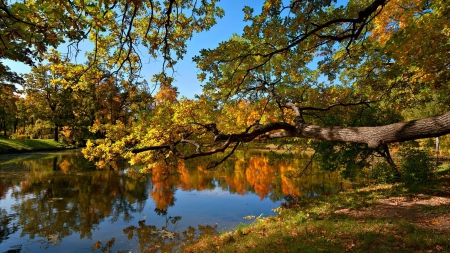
10,134,28,139
371,161,399,183
398,145,434,185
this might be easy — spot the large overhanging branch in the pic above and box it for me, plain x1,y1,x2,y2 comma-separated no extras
131,121,293,158
132,111,450,157
216,111,450,149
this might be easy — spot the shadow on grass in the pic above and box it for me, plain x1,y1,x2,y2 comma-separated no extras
185,212,450,253
183,179,450,253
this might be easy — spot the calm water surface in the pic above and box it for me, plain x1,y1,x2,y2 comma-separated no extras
0,150,348,252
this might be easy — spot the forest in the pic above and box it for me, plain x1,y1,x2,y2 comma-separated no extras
1,0,450,179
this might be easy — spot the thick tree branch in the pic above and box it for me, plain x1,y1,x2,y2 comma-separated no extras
133,111,450,157
263,111,450,149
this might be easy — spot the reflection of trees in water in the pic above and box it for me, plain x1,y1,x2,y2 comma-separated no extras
0,208,18,244
177,162,215,191
0,160,32,199
123,217,183,253
8,154,148,243
151,151,344,208
0,175,22,199
149,166,178,212
92,215,218,253
246,157,277,200
1,150,347,251
217,158,250,195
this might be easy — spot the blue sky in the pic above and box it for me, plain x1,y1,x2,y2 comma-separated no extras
2,1,262,98
159,1,262,98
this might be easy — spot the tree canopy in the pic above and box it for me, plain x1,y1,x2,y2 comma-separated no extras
1,0,449,171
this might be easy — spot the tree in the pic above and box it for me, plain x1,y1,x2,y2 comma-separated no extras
96,0,449,171
23,58,76,141
0,0,89,86
2,0,224,145
2,0,450,171
0,65,23,135
14,97,30,135
1,0,223,83
0,83,18,135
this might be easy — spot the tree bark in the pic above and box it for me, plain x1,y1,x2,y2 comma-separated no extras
13,118,17,133
215,111,450,149
54,125,59,142
297,112,450,148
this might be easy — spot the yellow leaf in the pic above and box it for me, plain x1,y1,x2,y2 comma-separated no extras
431,220,440,225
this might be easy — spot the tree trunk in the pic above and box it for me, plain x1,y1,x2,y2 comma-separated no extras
252,111,450,149
435,137,440,154
54,125,59,142
2,121,5,136
13,118,17,133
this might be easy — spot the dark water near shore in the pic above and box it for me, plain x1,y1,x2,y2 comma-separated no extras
0,150,351,252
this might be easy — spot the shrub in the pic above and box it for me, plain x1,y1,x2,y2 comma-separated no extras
371,161,399,183
398,145,434,185
10,134,28,139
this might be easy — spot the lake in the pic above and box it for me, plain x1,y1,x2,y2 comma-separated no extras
0,149,349,252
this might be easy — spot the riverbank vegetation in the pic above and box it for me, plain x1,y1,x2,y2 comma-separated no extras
184,166,450,253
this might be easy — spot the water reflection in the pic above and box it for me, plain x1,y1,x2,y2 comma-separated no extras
91,213,219,253
145,151,346,213
0,150,349,252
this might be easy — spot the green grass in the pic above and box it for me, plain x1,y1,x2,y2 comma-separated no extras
183,181,450,253
0,138,70,154
436,163,450,176
186,215,448,252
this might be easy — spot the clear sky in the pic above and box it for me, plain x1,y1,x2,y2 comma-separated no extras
167,1,261,98
2,1,262,98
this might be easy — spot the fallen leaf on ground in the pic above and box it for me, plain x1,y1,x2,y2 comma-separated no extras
431,220,440,225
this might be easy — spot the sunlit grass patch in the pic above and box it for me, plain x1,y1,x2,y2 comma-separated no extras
436,163,450,175
0,139,69,153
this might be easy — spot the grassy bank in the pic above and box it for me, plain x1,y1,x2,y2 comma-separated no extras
0,137,72,154
184,172,450,252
